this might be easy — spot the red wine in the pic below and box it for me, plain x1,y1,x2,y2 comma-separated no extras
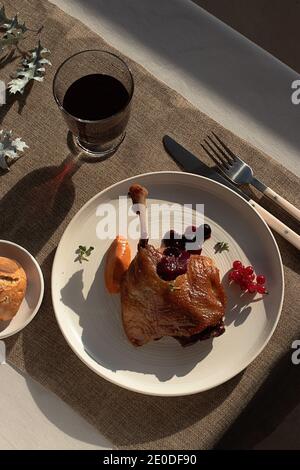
63,74,130,120
62,73,132,151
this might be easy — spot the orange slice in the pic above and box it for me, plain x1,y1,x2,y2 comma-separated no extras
105,236,131,293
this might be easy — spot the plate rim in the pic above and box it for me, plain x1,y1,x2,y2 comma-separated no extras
0,240,45,339
51,171,284,396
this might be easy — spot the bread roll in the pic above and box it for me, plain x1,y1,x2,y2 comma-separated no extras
0,257,27,321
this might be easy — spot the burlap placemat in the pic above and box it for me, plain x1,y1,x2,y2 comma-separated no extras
1,0,299,450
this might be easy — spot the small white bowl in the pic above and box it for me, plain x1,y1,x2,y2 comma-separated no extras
0,240,44,339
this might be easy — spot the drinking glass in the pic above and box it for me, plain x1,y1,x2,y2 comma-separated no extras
53,50,134,157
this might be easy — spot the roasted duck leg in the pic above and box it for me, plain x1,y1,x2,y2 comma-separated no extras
121,185,226,347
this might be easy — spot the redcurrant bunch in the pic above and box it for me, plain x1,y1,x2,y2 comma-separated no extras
229,261,268,294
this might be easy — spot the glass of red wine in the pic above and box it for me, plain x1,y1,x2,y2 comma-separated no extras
53,50,134,157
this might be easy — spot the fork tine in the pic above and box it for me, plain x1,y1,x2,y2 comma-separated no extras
207,135,232,165
201,143,228,175
204,139,230,169
211,131,241,163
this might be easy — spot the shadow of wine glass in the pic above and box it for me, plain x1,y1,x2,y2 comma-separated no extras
1,131,84,350
0,145,83,257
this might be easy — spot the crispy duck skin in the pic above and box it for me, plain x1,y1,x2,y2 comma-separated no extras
121,244,226,347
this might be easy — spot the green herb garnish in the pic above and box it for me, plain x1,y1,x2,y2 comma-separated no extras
214,241,229,254
75,245,94,263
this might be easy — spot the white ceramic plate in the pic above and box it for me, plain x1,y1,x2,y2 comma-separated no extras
0,240,44,339
52,172,284,396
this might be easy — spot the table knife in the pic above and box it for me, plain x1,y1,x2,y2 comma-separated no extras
163,135,300,250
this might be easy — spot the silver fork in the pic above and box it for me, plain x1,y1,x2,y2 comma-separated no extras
201,132,300,222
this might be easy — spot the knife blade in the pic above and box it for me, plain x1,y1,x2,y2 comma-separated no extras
163,135,250,201
163,134,300,250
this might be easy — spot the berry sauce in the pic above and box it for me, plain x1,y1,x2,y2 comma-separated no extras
156,224,211,281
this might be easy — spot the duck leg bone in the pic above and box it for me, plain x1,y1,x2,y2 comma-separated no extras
128,184,149,247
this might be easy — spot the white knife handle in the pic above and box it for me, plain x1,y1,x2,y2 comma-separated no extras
263,187,300,222
249,199,300,250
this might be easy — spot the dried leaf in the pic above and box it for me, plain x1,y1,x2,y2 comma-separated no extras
0,5,27,53
8,41,51,94
0,130,28,170
0,6,27,33
0,31,23,52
